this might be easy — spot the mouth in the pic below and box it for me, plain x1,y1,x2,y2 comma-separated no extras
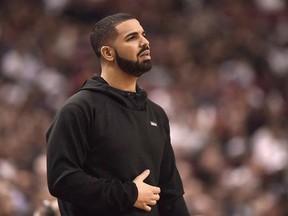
139,50,151,59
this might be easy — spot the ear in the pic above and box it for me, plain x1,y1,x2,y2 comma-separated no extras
100,46,114,61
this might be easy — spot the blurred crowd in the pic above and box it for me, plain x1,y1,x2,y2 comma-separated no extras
1,0,288,215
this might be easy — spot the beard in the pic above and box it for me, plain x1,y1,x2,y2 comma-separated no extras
115,49,152,77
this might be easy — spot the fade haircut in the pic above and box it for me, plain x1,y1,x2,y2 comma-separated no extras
90,13,136,58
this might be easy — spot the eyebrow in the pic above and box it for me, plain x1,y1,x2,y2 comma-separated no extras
124,31,145,40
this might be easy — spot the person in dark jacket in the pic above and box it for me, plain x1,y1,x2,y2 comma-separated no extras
46,13,189,216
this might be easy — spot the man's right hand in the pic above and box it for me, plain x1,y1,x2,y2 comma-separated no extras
133,169,161,212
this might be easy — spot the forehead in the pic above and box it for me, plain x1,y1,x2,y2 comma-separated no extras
115,19,144,37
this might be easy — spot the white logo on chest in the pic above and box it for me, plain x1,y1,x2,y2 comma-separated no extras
150,121,158,127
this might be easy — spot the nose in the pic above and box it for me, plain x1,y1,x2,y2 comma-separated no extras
140,35,149,48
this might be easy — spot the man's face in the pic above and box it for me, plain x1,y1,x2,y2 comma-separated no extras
113,19,152,77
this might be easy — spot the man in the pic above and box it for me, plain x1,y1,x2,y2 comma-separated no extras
46,13,189,216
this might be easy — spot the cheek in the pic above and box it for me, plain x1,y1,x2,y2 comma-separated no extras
117,46,138,60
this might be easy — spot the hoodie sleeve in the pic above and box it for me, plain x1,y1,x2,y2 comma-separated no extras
46,101,138,212
157,111,190,216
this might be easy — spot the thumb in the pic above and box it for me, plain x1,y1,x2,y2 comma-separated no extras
135,169,150,182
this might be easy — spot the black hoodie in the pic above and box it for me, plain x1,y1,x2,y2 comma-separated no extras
46,76,189,216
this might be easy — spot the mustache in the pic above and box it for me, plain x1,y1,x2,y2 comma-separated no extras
137,46,150,57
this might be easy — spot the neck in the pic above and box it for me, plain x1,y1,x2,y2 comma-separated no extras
101,66,138,92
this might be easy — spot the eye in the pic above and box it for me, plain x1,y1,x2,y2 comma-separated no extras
127,35,136,41
142,31,148,38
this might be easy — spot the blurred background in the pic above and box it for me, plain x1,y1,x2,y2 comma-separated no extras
1,0,288,215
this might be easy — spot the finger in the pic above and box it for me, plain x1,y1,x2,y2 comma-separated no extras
144,205,152,212
153,194,160,201
148,200,157,206
152,186,161,194
135,169,150,181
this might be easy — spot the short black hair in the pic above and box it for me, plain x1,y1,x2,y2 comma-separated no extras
90,13,136,58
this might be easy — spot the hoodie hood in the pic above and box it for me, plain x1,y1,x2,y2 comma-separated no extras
79,75,147,110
